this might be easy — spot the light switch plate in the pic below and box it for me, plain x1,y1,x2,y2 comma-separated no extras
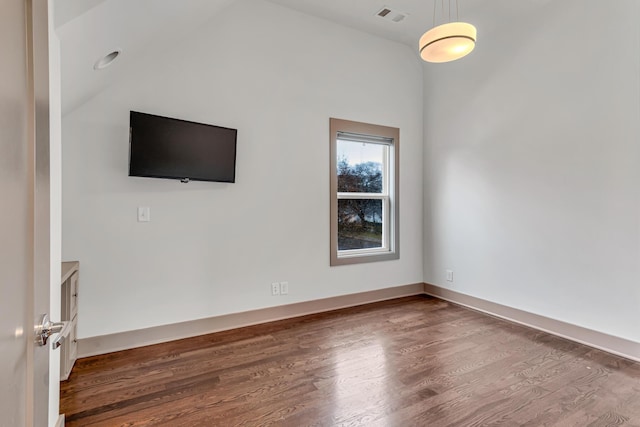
138,207,150,222
280,282,289,295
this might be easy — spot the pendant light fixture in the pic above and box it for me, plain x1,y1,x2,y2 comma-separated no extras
419,0,476,63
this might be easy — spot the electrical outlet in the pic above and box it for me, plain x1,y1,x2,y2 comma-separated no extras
446,270,454,282
280,281,289,295
271,282,280,296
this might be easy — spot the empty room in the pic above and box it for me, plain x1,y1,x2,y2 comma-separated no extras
2,0,639,426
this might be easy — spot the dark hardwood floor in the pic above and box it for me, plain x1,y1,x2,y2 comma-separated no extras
60,295,640,426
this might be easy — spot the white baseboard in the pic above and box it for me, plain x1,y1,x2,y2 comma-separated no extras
78,283,425,358
423,283,640,362
55,414,64,427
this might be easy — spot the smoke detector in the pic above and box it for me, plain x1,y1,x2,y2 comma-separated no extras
376,6,409,23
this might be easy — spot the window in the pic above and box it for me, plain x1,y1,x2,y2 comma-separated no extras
330,118,399,266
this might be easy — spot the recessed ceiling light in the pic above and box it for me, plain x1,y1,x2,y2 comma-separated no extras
93,50,121,70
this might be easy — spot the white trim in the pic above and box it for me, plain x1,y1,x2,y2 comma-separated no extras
337,193,386,199
338,245,390,258
55,414,65,427
423,283,640,363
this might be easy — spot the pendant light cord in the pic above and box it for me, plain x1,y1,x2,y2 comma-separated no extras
431,0,460,27
432,0,460,26
432,0,436,27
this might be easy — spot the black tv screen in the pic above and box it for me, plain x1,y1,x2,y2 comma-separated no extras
129,111,237,183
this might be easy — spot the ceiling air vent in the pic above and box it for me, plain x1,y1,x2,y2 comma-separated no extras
376,6,408,23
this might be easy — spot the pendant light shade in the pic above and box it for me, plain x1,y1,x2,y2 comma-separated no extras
419,22,476,63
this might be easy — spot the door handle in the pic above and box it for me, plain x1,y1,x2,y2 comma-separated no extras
35,313,70,348
51,325,71,350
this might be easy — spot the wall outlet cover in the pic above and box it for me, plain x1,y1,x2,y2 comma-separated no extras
271,282,280,296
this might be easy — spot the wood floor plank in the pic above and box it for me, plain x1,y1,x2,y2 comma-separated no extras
60,295,640,426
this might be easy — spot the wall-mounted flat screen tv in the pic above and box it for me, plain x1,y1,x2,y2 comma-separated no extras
129,111,237,183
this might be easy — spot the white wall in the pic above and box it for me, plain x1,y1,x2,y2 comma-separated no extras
62,0,424,338
423,0,640,342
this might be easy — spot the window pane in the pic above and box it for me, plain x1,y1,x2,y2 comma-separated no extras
337,140,384,193
337,199,383,250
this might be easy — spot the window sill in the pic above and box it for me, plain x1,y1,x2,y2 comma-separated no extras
331,250,399,266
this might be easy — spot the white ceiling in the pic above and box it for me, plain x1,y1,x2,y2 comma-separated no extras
55,0,236,114
54,0,551,115
265,0,555,48
265,0,470,47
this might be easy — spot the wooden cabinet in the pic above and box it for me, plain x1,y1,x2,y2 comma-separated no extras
60,261,79,381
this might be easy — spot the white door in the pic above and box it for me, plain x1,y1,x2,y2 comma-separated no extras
0,1,52,426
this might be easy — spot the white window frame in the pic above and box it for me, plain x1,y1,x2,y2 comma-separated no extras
330,118,400,266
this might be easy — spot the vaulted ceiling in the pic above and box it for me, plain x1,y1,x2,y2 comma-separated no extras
54,0,551,115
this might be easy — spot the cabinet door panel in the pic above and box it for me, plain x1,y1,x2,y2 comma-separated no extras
69,323,78,363
70,272,78,320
